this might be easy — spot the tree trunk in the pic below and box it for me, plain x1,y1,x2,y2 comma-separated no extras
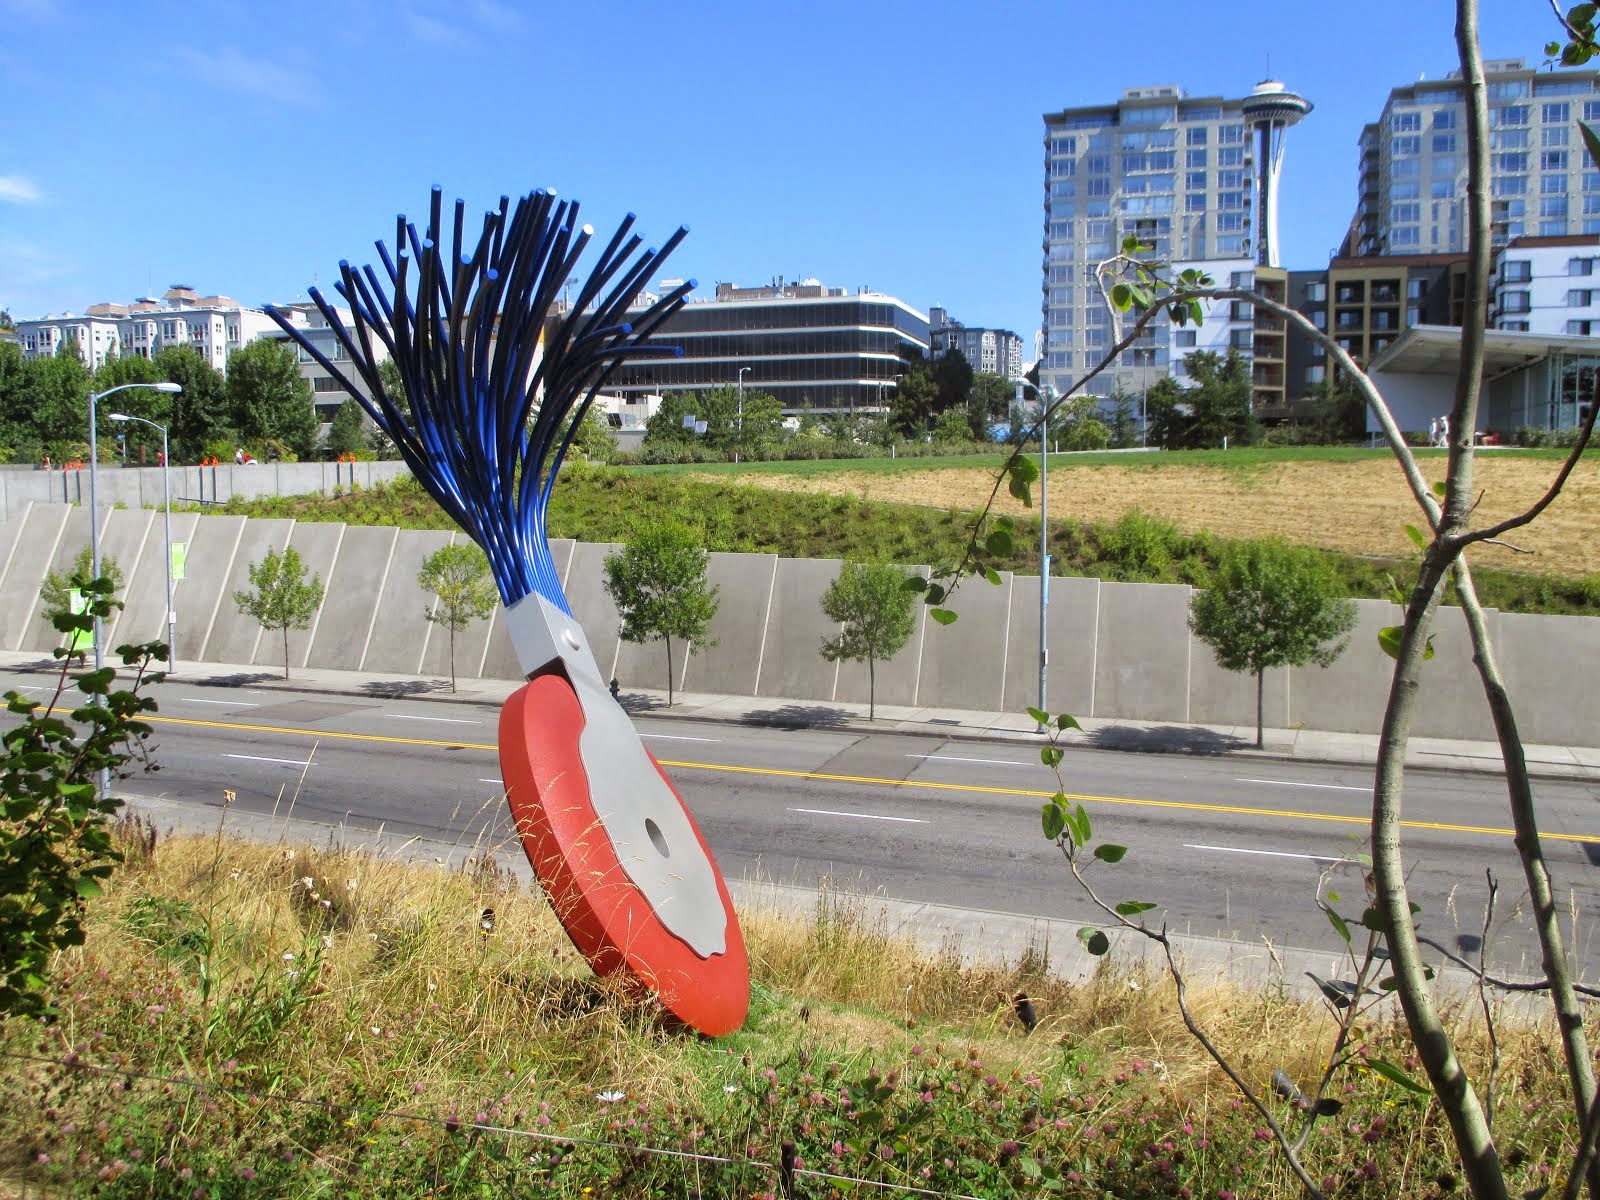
1454,560,1600,1197
448,625,457,694
1254,667,1264,750
665,635,675,707
868,656,876,721
282,625,291,680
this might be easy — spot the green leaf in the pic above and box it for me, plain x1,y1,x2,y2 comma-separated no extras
929,608,958,626
1326,890,1340,903
1404,524,1426,550
902,575,929,593
982,565,1002,587
984,529,1014,558
1325,907,1352,943
1306,972,1357,1009
1114,900,1157,916
1367,1058,1432,1096
1041,802,1065,841
1007,456,1038,507
924,583,947,606
74,878,103,900
1110,283,1132,311
1078,927,1111,956
1074,803,1092,845
1026,707,1050,726
995,515,1014,531
1377,626,1403,660
1361,906,1385,933
1431,480,1447,499
1041,746,1064,769
1093,844,1128,863
1581,120,1600,171
1056,713,1082,732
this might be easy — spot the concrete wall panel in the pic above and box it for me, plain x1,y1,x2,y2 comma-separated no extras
201,519,296,665
1288,600,1397,735
362,527,455,674
834,566,929,711
0,504,71,650
1002,575,1100,718
756,558,843,702
304,526,397,671
19,507,98,653
1500,611,1600,746
1187,626,1291,730
564,542,625,682
682,553,777,697
466,539,575,682
114,511,202,659
95,509,157,651
1407,605,1499,742
1092,582,1192,722
915,572,1014,711
175,515,247,664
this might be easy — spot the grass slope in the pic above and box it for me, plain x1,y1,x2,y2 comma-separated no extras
0,824,1577,1198
196,468,1600,617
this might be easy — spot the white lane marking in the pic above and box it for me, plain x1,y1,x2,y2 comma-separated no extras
1186,843,1341,864
479,778,505,785
1237,777,1369,793
225,753,314,768
385,714,479,725
791,807,926,825
641,732,721,742
183,697,258,706
909,753,1032,768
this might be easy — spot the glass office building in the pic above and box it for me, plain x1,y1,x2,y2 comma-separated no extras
608,282,930,414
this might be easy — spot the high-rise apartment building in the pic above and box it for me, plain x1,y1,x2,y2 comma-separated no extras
928,308,1025,379
1344,58,1600,258
1040,81,1310,405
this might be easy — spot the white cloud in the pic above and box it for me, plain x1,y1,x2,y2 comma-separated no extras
174,46,324,106
0,176,42,204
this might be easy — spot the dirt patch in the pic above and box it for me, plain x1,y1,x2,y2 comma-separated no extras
705,456,1600,578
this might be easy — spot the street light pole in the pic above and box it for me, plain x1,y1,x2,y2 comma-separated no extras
735,366,751,464
1017,380,1052,726
110,413,176,673
87,380,180,798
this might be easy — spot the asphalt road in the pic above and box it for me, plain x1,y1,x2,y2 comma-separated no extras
12,667,1599,975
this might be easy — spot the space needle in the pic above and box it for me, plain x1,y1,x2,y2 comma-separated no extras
1240,80,1312,268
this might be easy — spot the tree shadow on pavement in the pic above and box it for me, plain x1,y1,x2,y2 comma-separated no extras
359,679,452,699
1086,724,1247,756
202,671,283,687
742,704,853,731
619,693,669,715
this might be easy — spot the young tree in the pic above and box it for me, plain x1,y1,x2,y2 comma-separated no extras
967,372,1014,440
1182,349,1256,448
819,561,918,720
225,339,317,459
602,519,719,705
932,348,974,419
39,547,125,659
1188,539,1356,749
324,397,367,459
1051,393,1111,451
1,575,164,1020
233,546,324,679
418,542,498,692
888,362,939,436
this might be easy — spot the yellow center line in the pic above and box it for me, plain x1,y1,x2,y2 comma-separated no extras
150,714,1600,846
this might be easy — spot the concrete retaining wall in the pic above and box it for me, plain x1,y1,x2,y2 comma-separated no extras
0,460,411,521
0,503,1592,745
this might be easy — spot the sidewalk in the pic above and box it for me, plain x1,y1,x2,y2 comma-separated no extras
5,648,1596,781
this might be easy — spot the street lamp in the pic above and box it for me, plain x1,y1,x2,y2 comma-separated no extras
874,373,904,412
109,412,176,673
1016,380,1052,726
735,366,751,464
87,382,181,674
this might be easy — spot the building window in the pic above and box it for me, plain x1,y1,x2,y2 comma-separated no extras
1500,291,1531,313
1433,133,1457,153
1051,158,1076,177
1186,193,1207,213
312,376,343,392
1391,202,1421,224
1433,108,1458,129
1391,135,1421,156
1541,195,1570,219
1492,128,1529,149
1502,259,1532,282
1218,146,1245,167
1218,123,1244,143
1493,104,1530,126
1572,257,1595,276
1389,226,1422,247
1569,290,1594,307
1304,281,1327,302
1542,150,1569,171
1567,320,1595,335
1306,364,1326,384
1086,177,1110,197
1185,148,1206,168
1391,111,1422,132
1495,152,1529,173
1085,154,1109,173
1217,212,1244,232
1544,126,1571,147
1217,191,1247,210
1174,330,1196,347
1543,101,1571,124
1050,136,1076,155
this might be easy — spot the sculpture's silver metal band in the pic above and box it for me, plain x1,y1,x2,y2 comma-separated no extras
504,593,727,958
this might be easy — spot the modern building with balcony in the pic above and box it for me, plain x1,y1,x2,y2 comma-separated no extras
1491,234,1600,336
1343,57,1600,258
928,308,1025,379
608,278,929,414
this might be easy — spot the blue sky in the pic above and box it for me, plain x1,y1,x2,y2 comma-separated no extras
0,0,1557,351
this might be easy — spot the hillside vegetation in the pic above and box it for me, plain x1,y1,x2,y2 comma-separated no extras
195,453,1600,617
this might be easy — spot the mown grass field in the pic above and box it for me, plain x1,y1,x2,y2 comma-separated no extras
0,823,1579,1198
196,448,1600,617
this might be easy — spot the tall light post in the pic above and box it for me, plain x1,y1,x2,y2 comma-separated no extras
109,412,176,673
735,366,751,464
87,382,181,674
874,373,903,412
1016,380,1052,726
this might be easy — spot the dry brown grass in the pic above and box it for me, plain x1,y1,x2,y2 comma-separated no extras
703,455,1600,578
